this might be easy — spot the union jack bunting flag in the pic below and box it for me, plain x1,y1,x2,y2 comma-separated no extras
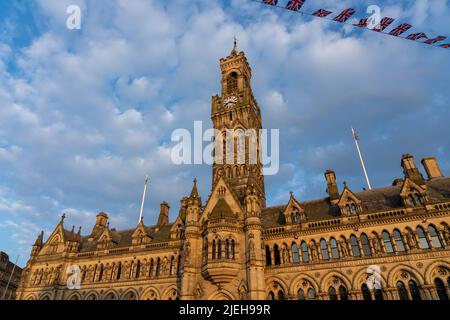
424,36,446,45
262,0,278,5
373,17,395,32
312,9,332,18
406,32,428,41
354,18,369,28
285,0,305,11
440,43,450,48
333,8,355,23
389,23,412,36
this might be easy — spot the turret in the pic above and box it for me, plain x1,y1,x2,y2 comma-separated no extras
186,179,202,224
31,231,44,257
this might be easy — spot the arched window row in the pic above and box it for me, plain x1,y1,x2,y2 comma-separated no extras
264,224,447,267
74,256,180,284
210,238,236,261
265,270,449,300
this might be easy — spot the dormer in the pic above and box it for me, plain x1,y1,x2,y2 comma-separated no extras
131,220,152,245
283,192,306,225
97,227,118,250
400,178,428,208
337,184,363,218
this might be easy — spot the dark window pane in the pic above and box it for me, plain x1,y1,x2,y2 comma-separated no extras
434,278,449,300
408,280,422,300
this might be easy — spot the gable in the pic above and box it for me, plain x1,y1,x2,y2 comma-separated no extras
338,187,361,207
400,178,427,197
200,177,243,224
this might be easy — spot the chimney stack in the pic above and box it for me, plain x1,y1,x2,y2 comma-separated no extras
157,202,170,227
401,154,425,186
421,157,443,180
325,170,340,203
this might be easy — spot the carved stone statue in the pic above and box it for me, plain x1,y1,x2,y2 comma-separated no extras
162,257,168,275
372,237,381,255
310,244,318,261
443,229,450,247
407,231,417,249
283,248,289,264
339,241,348,258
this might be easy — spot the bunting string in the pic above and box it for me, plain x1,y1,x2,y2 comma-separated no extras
255,0,450,50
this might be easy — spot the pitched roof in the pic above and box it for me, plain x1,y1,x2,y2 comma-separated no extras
70,178,450,249
261,177,450,229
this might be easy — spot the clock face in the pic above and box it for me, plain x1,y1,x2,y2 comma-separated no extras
223,96,238,108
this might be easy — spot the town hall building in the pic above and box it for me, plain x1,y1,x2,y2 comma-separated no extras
16,46,450,300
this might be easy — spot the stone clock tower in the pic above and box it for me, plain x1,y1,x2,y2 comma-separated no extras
211,41,266,208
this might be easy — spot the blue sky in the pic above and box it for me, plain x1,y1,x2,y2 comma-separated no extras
0,0,449,267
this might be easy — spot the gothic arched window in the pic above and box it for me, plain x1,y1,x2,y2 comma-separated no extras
330,238,340,259
134,261,140,279
434,278,449,300
361,234,372,256
155,258,161,277
375,288,384,301
428,225,443,248
170,257,175,275
98,264,104,281
328,287,338,300
397,281,409,300
268,291,275,300
227,72,238,94
346,204,351,216
408,280,422,300
393,229,406,252
116,262,122,280
413,194,422,206
218,239,223,259
225,239,230,259
212,240,216,260
292,243,299,264
274,244,281,265
265,246,272,266
320,239,329,261
382,231,395,253
297,289,305,300
339,285,348,300
278,291,285,300
416,226,430,249
361,284,372,301
301,241,309,263
307,288,316,300
350,235,360,257
148,259,154,278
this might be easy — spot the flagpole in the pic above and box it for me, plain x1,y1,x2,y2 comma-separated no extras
352,128,372,190
2,255,19,300
138,176,149,223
